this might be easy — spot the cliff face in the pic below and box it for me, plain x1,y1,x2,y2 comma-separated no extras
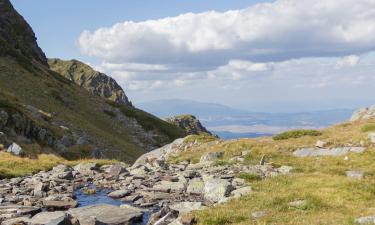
0,0,48,66
351,105,375,121
165,114,212,135
48,59,132,106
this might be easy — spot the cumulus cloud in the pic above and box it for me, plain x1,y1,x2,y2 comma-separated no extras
79,0,375,68
335,55,360,68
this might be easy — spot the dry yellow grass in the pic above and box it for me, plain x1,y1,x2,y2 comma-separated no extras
0,152,116,178
170,119,375,225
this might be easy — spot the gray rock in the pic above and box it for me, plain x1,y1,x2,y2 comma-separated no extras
200,151,224,163
153,180,186,193
346,171,364,180
231,186,252,198
288,200,307,208
7,142,23,155
187,178,205,195
42,200,78,210
355,215,375,224
252,211,266,219
68,204,142,225
351,105,375,121
369,133,375,144
73,163,97,173
169,202,205,214
108,190,131,199
293,147,366,157
29,211,69,225
203,177,233,203
316,140,327,148
107,163,125,177
277,166,294,174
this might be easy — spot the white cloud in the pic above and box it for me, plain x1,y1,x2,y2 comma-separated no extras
335,55,360,68
79,0,375,68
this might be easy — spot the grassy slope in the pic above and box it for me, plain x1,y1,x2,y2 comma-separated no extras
0,152,115,179
171,120,375,224
0,56,183,162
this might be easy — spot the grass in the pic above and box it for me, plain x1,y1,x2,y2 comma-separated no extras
166,120,375,224
0,152,116,179
273,129,322,140
361,123,375,133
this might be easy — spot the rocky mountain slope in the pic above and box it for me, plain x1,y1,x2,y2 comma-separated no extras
0,0,47,66
0,0,185,162
165,114,212,135
48,59,132,106
351,105,375,121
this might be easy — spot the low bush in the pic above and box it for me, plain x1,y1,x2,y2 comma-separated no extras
273,129,322,140
361,123,375,132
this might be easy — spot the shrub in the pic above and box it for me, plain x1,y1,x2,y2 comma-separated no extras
273,129,322,140
238,172,262,182
361,123,375,133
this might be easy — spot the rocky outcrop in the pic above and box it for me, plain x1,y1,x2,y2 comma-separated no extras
48,59,132,106
165,114,212,135
351,105,375,121
0,0,48,66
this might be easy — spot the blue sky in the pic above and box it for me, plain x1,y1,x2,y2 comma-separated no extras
10,0,375,112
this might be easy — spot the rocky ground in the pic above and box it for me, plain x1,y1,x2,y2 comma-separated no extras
0,137,293,225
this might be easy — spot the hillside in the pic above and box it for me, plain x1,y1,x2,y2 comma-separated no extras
0,0,185,162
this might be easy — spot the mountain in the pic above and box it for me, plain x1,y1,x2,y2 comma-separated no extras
48,59,132,106
139,99,354,139
138,99,248,118
0,0,47,66
164,114,212,136
0,0,185,162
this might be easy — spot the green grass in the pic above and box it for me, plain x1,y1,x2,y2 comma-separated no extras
273,129,323,140
238,173,262,182
0,152,116,179
361,123,375,132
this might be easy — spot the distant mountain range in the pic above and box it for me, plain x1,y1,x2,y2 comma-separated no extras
138,99,355,139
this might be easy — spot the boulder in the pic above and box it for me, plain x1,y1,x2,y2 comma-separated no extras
7,142,23,155
169,202,205,214
203,177,233,203
315,140,327,148
108,190,131,199
29,211,70,225
68,204,142,225
200,151,224,163
153,180,186,193
73,163,97,174
187,178,205,195
107,163,125,177
230,186,252,198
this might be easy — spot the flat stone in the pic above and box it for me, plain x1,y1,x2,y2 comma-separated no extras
316,140,327,148
293,147,366,157
153,180,186,193
108,190,131,199
29,211,69,225
231,186,252,198
346,171,364,180
169,202,205,214
288,200,307,208
73,163,97,173
68,204,142,225
42,200,78,210
252,211,266,219
0,205,41,216
355,215,375,224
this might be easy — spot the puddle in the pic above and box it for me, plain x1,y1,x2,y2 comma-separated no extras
74,186,151,225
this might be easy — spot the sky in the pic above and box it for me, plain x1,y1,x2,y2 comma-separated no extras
11,0,375,112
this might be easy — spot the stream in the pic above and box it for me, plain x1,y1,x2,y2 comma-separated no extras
74,186,151,225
